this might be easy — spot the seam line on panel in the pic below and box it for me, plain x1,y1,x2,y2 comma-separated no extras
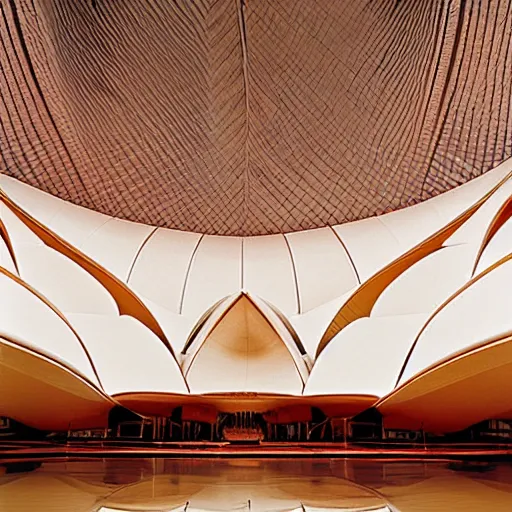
329,226,362,285
283,234,301,315
126,226,158,283
179,234,204,315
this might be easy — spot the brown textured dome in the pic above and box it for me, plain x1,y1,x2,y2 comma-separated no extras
1,0,511,236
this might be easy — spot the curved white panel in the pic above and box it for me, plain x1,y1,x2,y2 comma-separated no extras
0,175,63,225
79,218,154,282
285,227,358,313
15,245,118,315
181,235,242,320
332,217,400,281
0,202,43,247
427,158,512,221
444,177,512,255
290,289,356,358
372,245,473,317
1,201,118,316
128,228,201,313
185,295,303,395
475,216,512,275
1,180,153,284
329,162,511,284
243,235,298,316
67,314,188,396
305,314,427,397
251,294,309,381
40,198,112,249
181,294,235,370
0,175,114,251
377,200,442,252
139,297,196,356
400,258,512,385
0,272,99,385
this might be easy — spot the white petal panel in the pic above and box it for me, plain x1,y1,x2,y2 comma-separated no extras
40,198,112,249
181,235,242,320
0,175,115,251
332,217,400,281
79,218,154,282
185,295,303,395
427,158,512,221
444,176,512,253
15,245,118,315
305,314,427,398
1,201,118,316
251,294,309,381
67,313,188,396
0,202,43,247
285,227,358,313
0,272,99,385
138,296,196,356
377,200,442,253
128,227,201,314
243,234,298,316
290,290,356,358
400,258,512,385
0,175,63,225
371,245,473,317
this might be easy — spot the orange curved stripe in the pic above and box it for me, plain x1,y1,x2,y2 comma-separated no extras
472,196,512,275
0,266,104,389
0,192,170,349
317,171,512,357
0,217,19,273
317,211,472,356
395,251,512,387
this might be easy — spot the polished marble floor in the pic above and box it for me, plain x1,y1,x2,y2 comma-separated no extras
1,457,512,511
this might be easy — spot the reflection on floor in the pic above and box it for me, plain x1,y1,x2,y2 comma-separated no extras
1,458,512,511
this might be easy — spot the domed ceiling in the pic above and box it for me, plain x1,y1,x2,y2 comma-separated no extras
1,0,511,236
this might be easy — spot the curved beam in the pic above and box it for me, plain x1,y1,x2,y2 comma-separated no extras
316,170,512,357
378,334,512,433
317,212,469,356
0,337,113,431
183,292,307,395
472,195,512,275
0,192,170,347
395,251,512,387
0,266,104,389
0,217,18,273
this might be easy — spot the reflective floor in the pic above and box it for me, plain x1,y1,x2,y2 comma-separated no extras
1,458,512,511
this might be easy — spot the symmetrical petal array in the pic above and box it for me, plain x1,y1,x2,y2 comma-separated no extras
0,156,511,432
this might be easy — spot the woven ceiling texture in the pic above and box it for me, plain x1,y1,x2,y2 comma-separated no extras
1,0,511,235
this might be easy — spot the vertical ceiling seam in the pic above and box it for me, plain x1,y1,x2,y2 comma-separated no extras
236,0,250,233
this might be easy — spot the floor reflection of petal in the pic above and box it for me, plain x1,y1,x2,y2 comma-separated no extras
1,459,512,511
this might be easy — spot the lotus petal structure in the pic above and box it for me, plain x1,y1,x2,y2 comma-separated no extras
1,0,512,436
